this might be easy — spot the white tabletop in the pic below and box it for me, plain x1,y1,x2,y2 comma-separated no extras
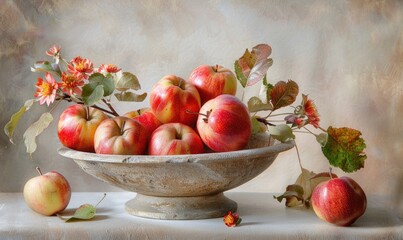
0,192,401,240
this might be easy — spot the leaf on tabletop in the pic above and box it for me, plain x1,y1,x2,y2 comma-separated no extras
268,124,295,143
115,72,141,91
273,184,304,207
4,99,35,144
114,91,147,102
294,168,317,201
321,126,367,173
23,112,53,156
247,96,273,113
270,80,299,110
62,193,106,222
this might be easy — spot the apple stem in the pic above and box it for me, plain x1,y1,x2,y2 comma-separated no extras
213,64,219,72
121,120,126,135
36,167,43,176
85,106,90,120
329,167,333,179
95,193,107,208
185,109,210,122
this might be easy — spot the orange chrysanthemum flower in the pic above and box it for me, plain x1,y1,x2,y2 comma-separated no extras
68,56,94,79
46,45,61,57
98,64,121,74
60,72,84,95
34,72,59,106
303,94,320,128
223,211,242,227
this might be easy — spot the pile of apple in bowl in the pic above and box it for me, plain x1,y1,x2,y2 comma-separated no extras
56,64,294,219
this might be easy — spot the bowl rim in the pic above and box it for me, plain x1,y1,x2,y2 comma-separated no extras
57,139,295,164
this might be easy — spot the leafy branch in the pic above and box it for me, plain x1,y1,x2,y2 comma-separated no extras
234,43,367,208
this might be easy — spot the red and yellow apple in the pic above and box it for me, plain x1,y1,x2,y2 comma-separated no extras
23,167,71,216
150,75,201,127
58,104,108,152
197,94,251,152
188,64,237,105
148,123,204,155
311,176,367,226
94,116,148,155
124,108,162,139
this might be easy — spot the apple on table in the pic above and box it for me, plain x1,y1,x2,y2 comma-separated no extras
148,123,204,155
197,94,251,152
58,104,108,152
188,64,237,105
23,167,71,216
311,175,367,226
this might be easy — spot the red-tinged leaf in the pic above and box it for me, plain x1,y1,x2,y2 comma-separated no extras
234,44,273,88
270,80,299,110
322,127,367,173
251,44,272,61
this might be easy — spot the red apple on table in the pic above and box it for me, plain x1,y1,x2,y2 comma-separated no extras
150,75,201,127
94,116,148,155
311,176,367,226
197,94,251,152
188,64,237,105
124,108,162,139
23,167,71,216
58,104,108,152
148,123,204,155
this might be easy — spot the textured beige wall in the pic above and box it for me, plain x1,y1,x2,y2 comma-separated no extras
0,0,402,211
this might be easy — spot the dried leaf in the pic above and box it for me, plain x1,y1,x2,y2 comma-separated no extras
23,112,53,156
245,58,273,87
273,184,304,207
115,72,141,91
270,80,299,110
268,124,295,143
295,168,317,200
247,96,273,112
316,133,328,147
322,126,367,172
114,91,147,102
4,99,35,144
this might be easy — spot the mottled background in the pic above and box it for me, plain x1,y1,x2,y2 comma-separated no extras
0,0,402,212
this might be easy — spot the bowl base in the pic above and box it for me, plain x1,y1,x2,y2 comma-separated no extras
125,193,237,220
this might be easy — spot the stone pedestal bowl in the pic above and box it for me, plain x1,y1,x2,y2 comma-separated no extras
58,134,294,220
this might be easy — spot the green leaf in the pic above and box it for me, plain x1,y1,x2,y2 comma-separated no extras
23,112,53,156
250,116,268,134
270,80,299,110
114,91,147,102
321,126,367,172
65,204,96,222
88,73,115,96
316,133,328,147
82,84,104,106
4,99,35,144
234,60,248,88
115,72,141,91
247,96,273,112
268,124,295,142
31,61,61,76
